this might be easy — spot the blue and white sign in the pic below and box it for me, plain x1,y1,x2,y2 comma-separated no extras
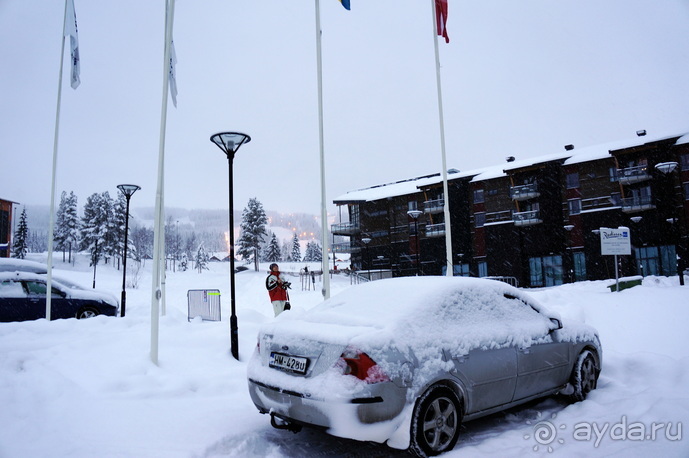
600,226,632,255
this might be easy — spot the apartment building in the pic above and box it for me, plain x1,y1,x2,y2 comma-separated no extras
332,131,689,287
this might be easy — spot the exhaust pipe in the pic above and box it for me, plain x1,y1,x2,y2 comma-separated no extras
270,413,302,433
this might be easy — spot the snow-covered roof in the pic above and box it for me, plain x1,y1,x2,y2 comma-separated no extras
676,134,689,145
333,130,689,202
332,170,463,203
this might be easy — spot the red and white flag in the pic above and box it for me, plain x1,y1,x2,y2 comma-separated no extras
436,0,449,43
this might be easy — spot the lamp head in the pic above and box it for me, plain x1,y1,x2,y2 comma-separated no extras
210,132,251,158
117,184,141,198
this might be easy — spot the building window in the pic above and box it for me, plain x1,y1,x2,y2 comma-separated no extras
610,192,622,206
478,261,487,277
680,153,689,171
475,212,486,227
566,173,580,189
568,199,581,215
634,245,676,277
609,167,618,182
684,182,689,200
573,252,586,281
473,189,485,204
441,264,470,276
529,255,563,287
350,205,360,228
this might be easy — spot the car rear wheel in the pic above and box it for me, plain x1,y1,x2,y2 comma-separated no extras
569,350,598,402
410,386,462,457
76,308,98,319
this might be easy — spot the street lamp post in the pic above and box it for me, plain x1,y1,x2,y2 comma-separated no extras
564,224,575,283
407,209,423,276
210,132,251,360
117,184,141,317
655,161,685,285
362,237,372,280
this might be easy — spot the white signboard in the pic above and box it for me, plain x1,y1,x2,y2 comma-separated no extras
600,226,631,256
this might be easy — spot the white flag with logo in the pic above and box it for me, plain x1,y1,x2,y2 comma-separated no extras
64,0,80,89
169,39,178,107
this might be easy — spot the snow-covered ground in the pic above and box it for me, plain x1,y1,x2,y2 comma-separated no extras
1,254,687,457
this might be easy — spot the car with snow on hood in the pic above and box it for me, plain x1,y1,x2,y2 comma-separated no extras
247,276,602,456
0,271,119,322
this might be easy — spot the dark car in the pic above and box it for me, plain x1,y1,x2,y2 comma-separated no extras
0,271,119,322
247,276,602,457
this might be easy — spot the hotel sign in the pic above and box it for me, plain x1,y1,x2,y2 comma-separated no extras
599,227,631,256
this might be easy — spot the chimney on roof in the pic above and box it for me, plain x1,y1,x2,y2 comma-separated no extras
565,144,574,151
636,129,647,137
505,156,515,162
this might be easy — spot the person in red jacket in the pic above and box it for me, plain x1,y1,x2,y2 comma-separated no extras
266,263,290,316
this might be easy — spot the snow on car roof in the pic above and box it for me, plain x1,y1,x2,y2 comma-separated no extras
0,271,118,306
261,276,584,358
0,258,49,273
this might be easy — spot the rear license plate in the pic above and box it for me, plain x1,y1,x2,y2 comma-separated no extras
269,352,308,374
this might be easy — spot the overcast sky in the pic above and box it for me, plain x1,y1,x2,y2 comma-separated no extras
1,0,688,218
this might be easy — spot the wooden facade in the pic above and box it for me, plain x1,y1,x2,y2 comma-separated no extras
0,198,18,258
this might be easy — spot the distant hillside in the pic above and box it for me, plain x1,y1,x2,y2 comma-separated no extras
21,205,325,245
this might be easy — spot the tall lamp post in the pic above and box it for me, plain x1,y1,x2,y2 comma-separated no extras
362,237,372,281
564,224,574,283
210,132,251,360
655,161,685,285
117,184,140,317
407,209,423,276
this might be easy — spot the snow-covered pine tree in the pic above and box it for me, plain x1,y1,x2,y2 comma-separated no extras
290,233,301,262
113,191,128,269
281,238,292,262
237,198,268,271
99,192,117,265
195,244,209,273
81,193,107,267
303,241,323,262
11,208,29,259
54,191,69,262
264,233,281,262
64,191,80,264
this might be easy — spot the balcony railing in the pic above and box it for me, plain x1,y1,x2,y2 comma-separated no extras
617,166,651,185
620,195,655,213
425,222,446,237
510,183,539,201
424,199,444,214
331,221,360,235
331,242,360,253
512,210,543,226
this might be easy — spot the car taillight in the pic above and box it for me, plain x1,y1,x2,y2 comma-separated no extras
340,348,390,384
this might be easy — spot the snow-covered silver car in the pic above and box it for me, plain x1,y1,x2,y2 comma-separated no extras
247,276,602,457
0,271,119,322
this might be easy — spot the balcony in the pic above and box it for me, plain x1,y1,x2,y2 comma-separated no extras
512,210,542,226
331,221,360,235
617,165,651,185
425,222,446,237
620,195,655,213
510,183,539,201
424,199,444,214
331,242,360,253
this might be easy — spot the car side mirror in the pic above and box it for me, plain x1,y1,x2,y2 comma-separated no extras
549,317,563,331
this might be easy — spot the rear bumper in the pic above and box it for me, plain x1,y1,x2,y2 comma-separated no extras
247,377,407,435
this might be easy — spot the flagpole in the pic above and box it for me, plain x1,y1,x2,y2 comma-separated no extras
315,0,330,299
430,0,454,276
46,0,71,320
151,0,175,365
